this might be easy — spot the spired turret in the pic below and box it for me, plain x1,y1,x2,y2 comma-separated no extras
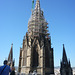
8,44,15,67
62,44,68,65
18,0,54,75
60,44,73,75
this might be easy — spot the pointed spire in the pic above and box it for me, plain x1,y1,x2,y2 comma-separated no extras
28,0,49,38
8,43,13,62
62,44,68,64
60,45,73,75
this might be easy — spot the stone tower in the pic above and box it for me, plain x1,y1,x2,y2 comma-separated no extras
18,0,54,75
60,44,73,75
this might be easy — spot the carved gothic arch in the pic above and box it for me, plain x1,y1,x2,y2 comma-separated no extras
31,39,40,67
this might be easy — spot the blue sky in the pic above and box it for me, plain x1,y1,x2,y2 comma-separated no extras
0,0,75,67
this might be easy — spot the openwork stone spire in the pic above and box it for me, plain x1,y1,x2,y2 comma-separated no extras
28,0,49,38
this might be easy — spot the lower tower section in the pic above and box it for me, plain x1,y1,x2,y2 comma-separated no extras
18,34,54,75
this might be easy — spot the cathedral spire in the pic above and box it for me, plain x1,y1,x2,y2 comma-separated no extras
62,44,68,64
18,0,54,74
60,45,73,75
28,0,49,38
8,43,15,67
8,43,13,61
